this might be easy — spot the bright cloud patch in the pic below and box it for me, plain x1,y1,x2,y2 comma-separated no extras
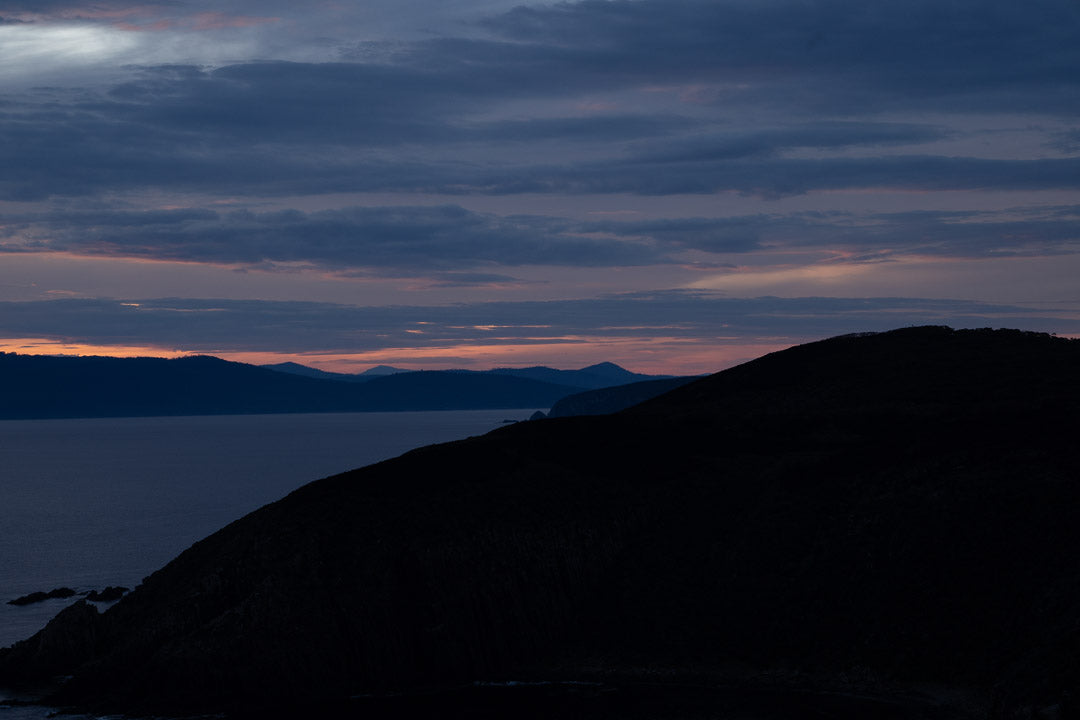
0,24,139,77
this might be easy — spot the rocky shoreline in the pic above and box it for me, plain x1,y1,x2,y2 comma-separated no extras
7,587,128,607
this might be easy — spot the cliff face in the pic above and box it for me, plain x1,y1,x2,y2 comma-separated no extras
3,327,1080,716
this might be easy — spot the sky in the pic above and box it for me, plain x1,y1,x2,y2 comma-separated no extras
1,0,1078,374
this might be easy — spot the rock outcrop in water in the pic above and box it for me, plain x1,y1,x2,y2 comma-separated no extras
7,586,130,607
2,327,1080,717
84,587,128,603
7,588,77,606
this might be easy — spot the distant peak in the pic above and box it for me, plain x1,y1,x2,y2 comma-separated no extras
581,361,626,372
578,361,636,377
360,365,408,376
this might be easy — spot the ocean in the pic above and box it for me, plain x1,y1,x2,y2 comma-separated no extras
0,409,538,652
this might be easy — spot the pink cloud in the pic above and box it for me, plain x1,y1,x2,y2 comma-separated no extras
190,11,279,30
114,18,173,31
7,5,278,32
2,4,176,31
112,10,279,33
43,4,163,21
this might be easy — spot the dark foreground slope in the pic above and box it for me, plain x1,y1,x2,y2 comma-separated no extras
3,327,1079,718
548,375,698,417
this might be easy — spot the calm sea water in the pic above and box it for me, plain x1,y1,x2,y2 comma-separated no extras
0,409,537,652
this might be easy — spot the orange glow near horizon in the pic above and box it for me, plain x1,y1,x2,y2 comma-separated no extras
0,336,795,376
0,337,191,359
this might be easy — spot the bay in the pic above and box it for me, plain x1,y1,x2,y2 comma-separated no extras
0,409,538,651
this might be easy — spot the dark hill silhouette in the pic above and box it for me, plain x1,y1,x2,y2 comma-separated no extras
548,376,698,417
360,364,409,377
262,359,669,390
258,361,361,382
261,362,410,382
577,360,650,383
0,353,581,418
347,370,581,411
488,361,667,389
3,327,1079,718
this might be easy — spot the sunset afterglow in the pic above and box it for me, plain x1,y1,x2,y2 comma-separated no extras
1,0,1077,373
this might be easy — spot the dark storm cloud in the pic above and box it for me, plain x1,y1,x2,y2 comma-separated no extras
0,205,664,269
3,293,1078,355
0,1,91,13
828,207,1080,258
3,71,1073,200
101,63,460,144
3,110,1078,200
482,0,1080,114
588,206,1080,259
1051,129,1080,154
0,61,693,200
625,123,952,163
2,0,1077,202
1,1,116,9
5,203,1077,271
587,216,766,255
102,61,699,144
467,115,699,143
478,155,1080,198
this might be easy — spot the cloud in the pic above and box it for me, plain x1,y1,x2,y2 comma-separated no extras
5,203,1078,274
588,205,1080,261
1051,129,1080,154
616,206,1080,259
2,292,1077,358
3,82,1075,200
466,114,699,143
188,11,278,31
625,122,952,163
481,0,1080,115
420,271,526,288
476,155,1080,198
0,204,665,270
1,0,1076,201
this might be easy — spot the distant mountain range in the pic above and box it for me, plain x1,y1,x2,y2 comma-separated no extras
261,359,665,389
258,362,409,382
6,327,1079,718
0,352,677,420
